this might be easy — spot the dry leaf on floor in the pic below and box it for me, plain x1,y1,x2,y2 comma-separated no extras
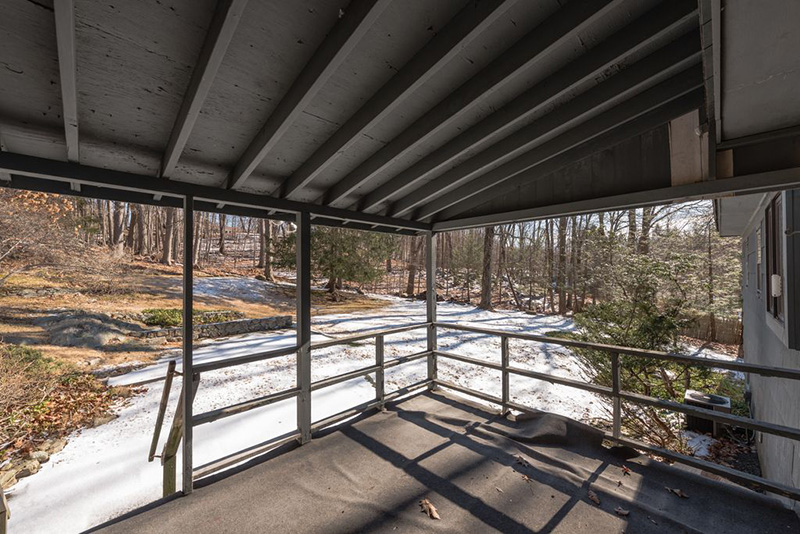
614,506,630,516
515,455,531,468
496,487,504,493
665,487,689,498
588,489,601,505
419,499,441,520
521,474,532,483
617,480,623,488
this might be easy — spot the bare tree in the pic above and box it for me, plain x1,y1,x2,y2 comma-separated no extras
479,226,495,309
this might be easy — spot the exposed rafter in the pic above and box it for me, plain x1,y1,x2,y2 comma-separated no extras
227,0,391,190
53,0,79,163
361,0,698,216
276,0,518,199
413,66,704,221
391,31,701,219
317,0,621,208
160,0,249,179
433,90,704,223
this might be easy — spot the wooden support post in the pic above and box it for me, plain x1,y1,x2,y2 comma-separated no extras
181,195,194,495
501,335,509,413
611,352,621,438
162,375,200,497
425,231,437,388
149,360,176,462
1,486,8,534
375,334,385,408
296,212,312,443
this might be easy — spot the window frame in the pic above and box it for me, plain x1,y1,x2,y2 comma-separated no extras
765,193,784,321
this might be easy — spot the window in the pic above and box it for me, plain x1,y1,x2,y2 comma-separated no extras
765,194,783,320
756,227,762,292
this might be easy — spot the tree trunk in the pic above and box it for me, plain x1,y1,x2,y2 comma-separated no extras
135,204,146,255
264,220,274,281
406,237,422,296
111,201,125,257
627,208,637,251
479,226,495,310
218,214,227,255
161,207,176,265
557,217,567,314
638,206,653,254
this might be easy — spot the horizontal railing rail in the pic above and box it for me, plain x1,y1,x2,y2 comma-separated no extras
310,322,429,350
151,322,432,490
435,322,800,380
193,345,300,374
432,322,800,501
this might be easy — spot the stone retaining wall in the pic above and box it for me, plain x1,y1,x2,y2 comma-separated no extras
131,316,292,340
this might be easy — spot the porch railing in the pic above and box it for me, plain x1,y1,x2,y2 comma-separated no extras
152,322,431,495
150,319,800,502
432,321,800,502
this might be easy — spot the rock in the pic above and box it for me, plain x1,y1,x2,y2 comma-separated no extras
15,459,40,478
29,450,49,463
0,470,17,489
255,274,267,281
38,438,66,454
92,414,117,427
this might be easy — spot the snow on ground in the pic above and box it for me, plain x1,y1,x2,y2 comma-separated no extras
682,430,717,458
6,296,738,533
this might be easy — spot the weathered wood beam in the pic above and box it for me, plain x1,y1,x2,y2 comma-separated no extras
276,0,518,199
414,66,703,221
227,0,391,190
371,0,698,217
393,33,700,219
317,0,621,207
161,0,249,178
53,0,79,162
0,152,430,231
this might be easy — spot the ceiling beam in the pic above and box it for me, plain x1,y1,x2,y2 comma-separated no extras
362,0,698,215
414,66,703,221
227,0,391,190
53,0,79,163
434,89,704,223
1,174,420,236
160,0,249,178
391,32,700,219
317,0,621,208
0,152,430,232
276,0,519,199
432,165,800,231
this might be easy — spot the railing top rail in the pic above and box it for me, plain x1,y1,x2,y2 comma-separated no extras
193,345,299,374
434,322,800,381
311,322,429,350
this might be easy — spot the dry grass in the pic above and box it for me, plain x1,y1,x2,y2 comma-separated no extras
0,263,390,368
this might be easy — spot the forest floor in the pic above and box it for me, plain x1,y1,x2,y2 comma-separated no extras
4,294,744,534
0,261,388,368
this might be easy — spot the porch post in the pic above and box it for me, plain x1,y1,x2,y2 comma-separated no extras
426,231,437,388
181,195,194,494
296,212,312,443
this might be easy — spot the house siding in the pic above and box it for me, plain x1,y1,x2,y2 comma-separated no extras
741,191,800,514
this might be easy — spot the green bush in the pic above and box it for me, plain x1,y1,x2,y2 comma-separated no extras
141,308,244,327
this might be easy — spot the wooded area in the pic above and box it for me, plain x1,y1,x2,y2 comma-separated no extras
0,190,741,338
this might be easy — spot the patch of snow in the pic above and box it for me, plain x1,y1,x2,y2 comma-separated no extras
10,296,715,533
682,430,717,459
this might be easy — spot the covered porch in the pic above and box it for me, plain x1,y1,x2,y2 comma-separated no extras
3,0,800,531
